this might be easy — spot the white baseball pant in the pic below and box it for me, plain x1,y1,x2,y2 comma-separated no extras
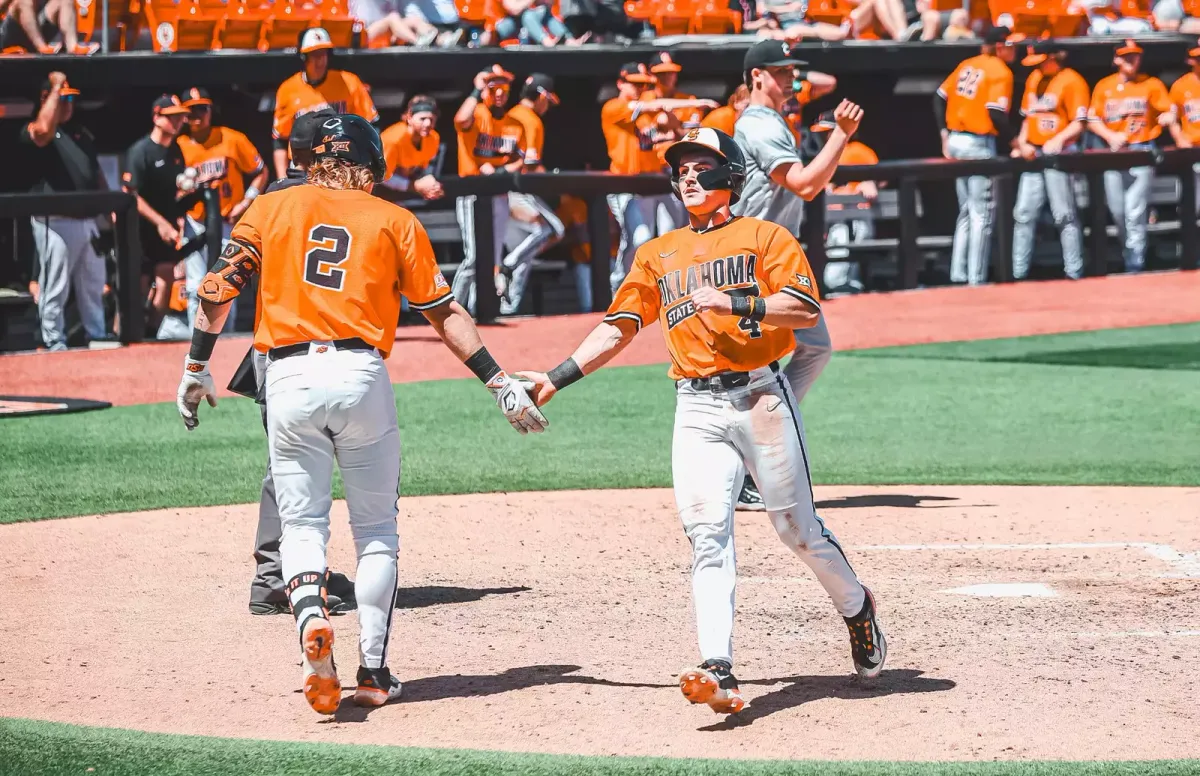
606,192,657,291
1012,165,1083,280
1102,163,1154,273
30,216,107,349
453,194,510,315
500,192,564,316
946,132,997,286
266,343,401,670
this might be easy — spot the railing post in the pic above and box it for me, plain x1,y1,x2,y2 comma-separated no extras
115,203,144,344
897,177,920,289
101,0,110,53
473,195,498,324
587,194,612,312
1179,160,1198,271
1085,171,1108,277
803,190,827,294
993,170,1013,284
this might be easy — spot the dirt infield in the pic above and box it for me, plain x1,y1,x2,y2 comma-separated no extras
2,486,1197,760
2,270,1197,408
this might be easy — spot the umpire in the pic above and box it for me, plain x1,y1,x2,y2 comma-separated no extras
234,108,356,615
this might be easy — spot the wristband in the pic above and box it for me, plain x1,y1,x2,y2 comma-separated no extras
469,88,483,101
547,358,584,391
465,346,503,384
749,297,767,322
244,186,260,201
188,329,218,362
730,295,751,317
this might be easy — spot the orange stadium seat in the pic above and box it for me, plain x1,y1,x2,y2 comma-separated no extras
74,0,142,50
259,0,319,50
623,0,656,22
806,0,851,27
144,0,225,51
1185,0,1200,18
218,0,270,49
690,0,740,33
455,0,491,29
652,0,698,35
1116,0,1152,17
314,0,361,46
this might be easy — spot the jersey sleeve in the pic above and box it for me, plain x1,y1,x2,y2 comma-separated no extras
198,197,264,305
1088,83,1106,122
1066,75,1090,122
986,65,1012,112
758,226,820,311
420,129,441,172
1170,78,1186,108
937,68,956,99
603,248,659,331
523,115,544,166
121,143,146,193
397,213,453,310
601,98,635,129
380,126,402,179
349,74,380,124
234,132,265,175
272,84,293,141
794,80,814,106
1150,78,1172,114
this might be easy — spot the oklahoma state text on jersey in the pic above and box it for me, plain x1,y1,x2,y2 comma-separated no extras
1089,73,1170,144
198,185,452,357
178,126,265,219
604,217,821,380
601,96,662,174
457,104,525,175
1170,72,1200,144
938,53,1013,135
272,71,379,143
1021,67,1089,147
380,122,440,179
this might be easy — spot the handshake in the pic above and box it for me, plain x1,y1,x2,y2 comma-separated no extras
484,370,559,436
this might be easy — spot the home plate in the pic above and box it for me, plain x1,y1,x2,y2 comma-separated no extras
945,582,1058,598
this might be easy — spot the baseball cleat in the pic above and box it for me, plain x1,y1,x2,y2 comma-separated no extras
845,586,887,680
679,659,745,714
354,666,403,707
300,616,341,715
736,478,766,512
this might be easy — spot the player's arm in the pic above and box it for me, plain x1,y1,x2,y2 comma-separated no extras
272,88,293,179
692,228,820,329
25,73,66,147
1088,88,1127,150
230,137,267,222
638,97,720,114
771,99,863,200
454,72,490,131
122,149,180,245
801,70,837,100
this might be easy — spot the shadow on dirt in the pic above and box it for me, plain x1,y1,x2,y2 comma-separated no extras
697,669,956,731
814,494,968,510
395,585,531,610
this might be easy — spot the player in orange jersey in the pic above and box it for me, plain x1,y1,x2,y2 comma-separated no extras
934,26,1016,285
379,94,444,200
271,28,379,179
1168,44,1200,212
517,128,885,716
1011,40,1087,281
1088,40,1173,273
175,115,546,716
701,85,750,136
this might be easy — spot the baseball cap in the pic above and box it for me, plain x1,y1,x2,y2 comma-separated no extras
290,108,338,162
1115,38,1143,57
482,64,514,86
299,26,334,54
1189,45,1200,63
407,95,438,116
982,25,1013,44
618,62,656,84
1021,39,1063,67
152,94,190,116
40,77,80,97
182,87,212,106
743,39,808,72
522,73,559,105
810,110,836,133
650,51,682,74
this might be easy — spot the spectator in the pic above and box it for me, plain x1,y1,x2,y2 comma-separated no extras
917,0,973,40
1011,40,1087,281
843,0,913,39
379,95,444,198
19,73,109,351
268,109,338,193
1168,44,1200,207
400,0,467,44
749,0,851,40
701,85,751,135
0,0,97,54
1076,0,1154,33
121,94,195,337
271,28,379,179
494,0,590,44
349,0,441,46
1152,0,1183,29
559,0,639,42
1088,40,1172,274
808,110,879,294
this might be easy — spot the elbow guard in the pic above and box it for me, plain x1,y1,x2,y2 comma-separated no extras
198,238,261,305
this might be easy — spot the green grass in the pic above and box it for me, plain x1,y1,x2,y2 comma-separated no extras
2,719,1196,776
2,323,1198,523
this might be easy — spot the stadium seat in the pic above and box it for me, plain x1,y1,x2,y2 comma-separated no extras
144,0,225,51
259,0,319,50
623,0,656,22
455,0,491,31
689,0,740,33
75,0,138,49
218,0,270,49
314,0,361,46
652,0,699,36
806,0,850,27
1117,0,1152,18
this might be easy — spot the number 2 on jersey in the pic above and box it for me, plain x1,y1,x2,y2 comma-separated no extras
956,67,983,99
304,225,352,291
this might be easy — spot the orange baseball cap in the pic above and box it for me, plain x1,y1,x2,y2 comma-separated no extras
1188,45,1200,63
41,77,79,96
1115,39,1143,57
650,51,682,74
618,62,656,85
152,94,189,116
482,64,514,86
1022,39,1063,67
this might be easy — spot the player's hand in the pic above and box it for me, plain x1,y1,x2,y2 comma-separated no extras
414,174,444,199
859,180,879,200
514,370,557,407
1017,140,1037,160
48,71,68,89
1179,136,1194,149
227,198,252,224
473,70,491,92
1108,133,1129,151
691,285,734,315
177,357,218,431
1041,136,1064,156
157,220,180,245
833,100,863,136
941,131,951,159
479,163,497,175
700,99,720,110
486,371,549,434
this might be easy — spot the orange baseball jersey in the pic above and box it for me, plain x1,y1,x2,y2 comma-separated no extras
830,141,879,195
456,103,525,176
199,185,452,358
937,54,1013,135
178,126,265,220
604,216,821,380
1088,73,1170,144
380,122,440,179
272,71,379,142
601,96,662,174
701,105,738,135
1020,67,1089,147
1169,72,1200,144
505,102,546,167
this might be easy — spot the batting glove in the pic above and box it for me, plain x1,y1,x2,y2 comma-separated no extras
486,372,548,435
177,357,218,431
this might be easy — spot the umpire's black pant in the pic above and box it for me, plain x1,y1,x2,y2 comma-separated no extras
246,348,288,606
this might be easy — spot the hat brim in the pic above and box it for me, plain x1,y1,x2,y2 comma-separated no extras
810,121,835,132
1022,53,1049,66
542,90,560,105
753,56,808,68
156,106,190,116
60,87,81,96
622,73,656,84
1188,47,1200,60
183,98,213,107
1115,46,1143,57
651,63,682,73
300,41,334,54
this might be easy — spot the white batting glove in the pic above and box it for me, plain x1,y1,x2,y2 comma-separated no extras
486,372,548,435
177,357,218,431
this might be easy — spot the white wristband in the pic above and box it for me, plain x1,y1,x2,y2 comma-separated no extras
244,186,260,201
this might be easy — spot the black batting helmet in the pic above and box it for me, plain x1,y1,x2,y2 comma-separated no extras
311,114,386,182
663,127,746,205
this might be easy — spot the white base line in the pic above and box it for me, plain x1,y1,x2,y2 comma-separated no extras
1078,630,1200,638
856,542,1200,578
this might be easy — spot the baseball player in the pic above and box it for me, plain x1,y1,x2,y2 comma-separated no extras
452,65,526,315
731,40,860,511
1010,40,1087,281
1089,40,1172,274
379,95,444,199
518,128,885,715
934,26,1016,286
808,111,880,294
498,73,565,316
602,62,717,290
701,85,750,136
176,115,547,715
271,27,379,180
1168,43,1200,209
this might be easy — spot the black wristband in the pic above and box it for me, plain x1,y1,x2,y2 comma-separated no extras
730,295,751,317
469,88,482,101
548,358,584,391
465,346,503,384
188,330,218,362
749,297,767,322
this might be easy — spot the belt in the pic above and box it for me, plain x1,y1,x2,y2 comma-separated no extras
268,337,376,361
685,361,779,392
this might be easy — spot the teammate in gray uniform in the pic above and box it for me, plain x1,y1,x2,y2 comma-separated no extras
731,39,863,510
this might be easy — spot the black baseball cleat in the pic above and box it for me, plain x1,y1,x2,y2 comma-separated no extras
326,572,358,614
845,586,887,680
250,591,349,616
679,659,745,714
354,665,403,707
735,476,766,512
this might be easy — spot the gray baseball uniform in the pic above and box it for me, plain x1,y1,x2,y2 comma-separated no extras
945,131,996,285
1102,144,1155,273
1012,150,1082,280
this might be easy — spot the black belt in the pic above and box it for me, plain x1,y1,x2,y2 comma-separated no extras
268,337,376,361
686,361,779,392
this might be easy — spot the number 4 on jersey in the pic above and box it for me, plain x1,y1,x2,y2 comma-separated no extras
304,225,352,291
